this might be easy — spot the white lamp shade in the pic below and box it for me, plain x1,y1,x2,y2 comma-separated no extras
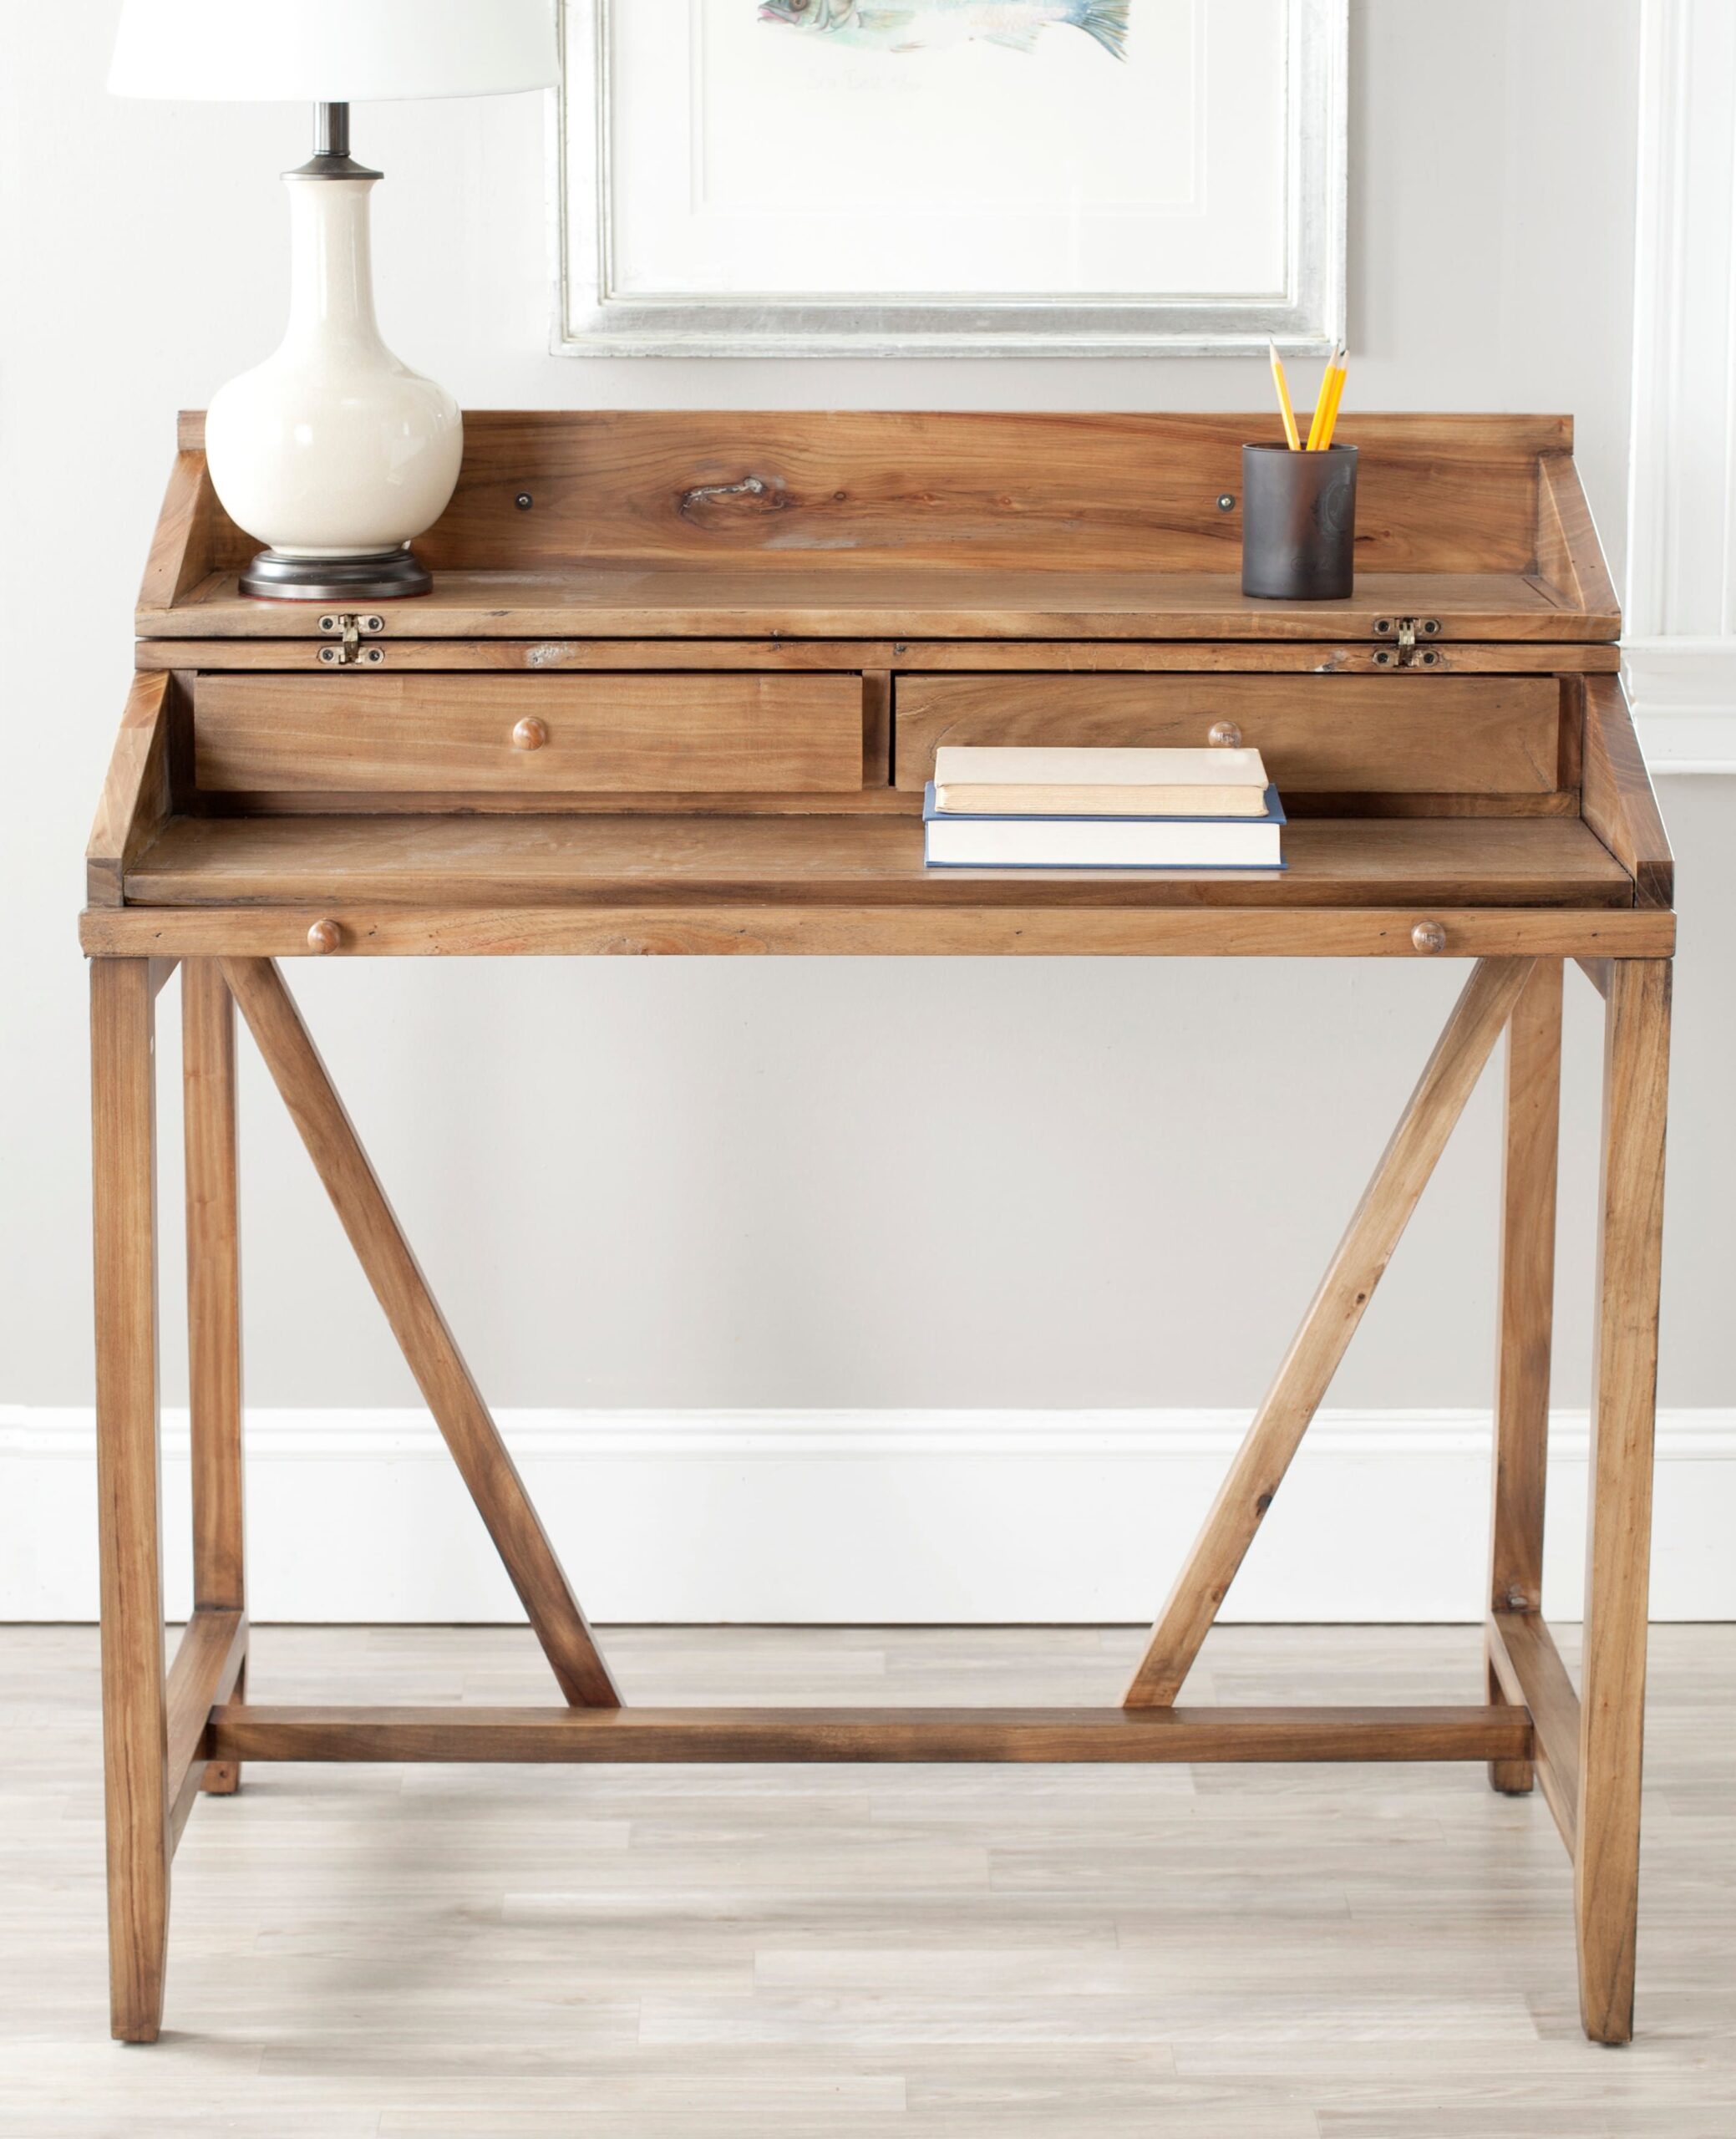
109,0,559,103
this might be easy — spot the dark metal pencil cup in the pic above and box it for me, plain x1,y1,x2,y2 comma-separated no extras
1241,443,1358,600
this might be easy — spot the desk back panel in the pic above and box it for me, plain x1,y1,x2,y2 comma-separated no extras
173,409,1578,585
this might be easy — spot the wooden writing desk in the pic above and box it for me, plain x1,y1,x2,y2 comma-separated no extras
83,413,1673,2045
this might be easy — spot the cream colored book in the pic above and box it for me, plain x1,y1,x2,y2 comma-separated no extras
931,745,1272,818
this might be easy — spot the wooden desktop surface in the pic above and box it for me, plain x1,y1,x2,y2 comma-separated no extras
127,812,1633,911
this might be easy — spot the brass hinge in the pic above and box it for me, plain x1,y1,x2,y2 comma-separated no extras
317,612,387,668
1371,615,1444,669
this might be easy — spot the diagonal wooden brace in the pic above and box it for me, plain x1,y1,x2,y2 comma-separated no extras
1124,957,1536,1708
221,958,620,1709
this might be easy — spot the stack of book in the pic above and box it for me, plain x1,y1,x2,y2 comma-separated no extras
922,746,1286,870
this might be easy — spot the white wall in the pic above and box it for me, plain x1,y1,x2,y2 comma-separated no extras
1623,0,1736,766
3,3,1732,1621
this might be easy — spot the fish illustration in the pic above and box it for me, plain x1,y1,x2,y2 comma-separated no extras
758,0,1131,63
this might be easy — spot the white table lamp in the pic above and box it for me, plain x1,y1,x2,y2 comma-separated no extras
110,1,558,601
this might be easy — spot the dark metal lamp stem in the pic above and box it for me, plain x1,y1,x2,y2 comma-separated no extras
315,101,351,161
292,100,381,181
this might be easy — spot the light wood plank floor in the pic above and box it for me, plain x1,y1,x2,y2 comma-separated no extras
3,1623,1733,2137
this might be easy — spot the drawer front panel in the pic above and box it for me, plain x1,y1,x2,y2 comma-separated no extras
894,676,1562,794
195,674,867,795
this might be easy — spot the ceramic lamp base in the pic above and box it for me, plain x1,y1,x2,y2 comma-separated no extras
239,547,433,602
213,169,461,607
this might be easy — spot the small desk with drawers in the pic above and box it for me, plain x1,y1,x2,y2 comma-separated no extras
84,411,1673,2045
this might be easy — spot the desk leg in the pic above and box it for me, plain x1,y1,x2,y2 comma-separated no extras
1486,960,1563,1794
184,962,246,1795
91,959,170,2043
1576,958,1671,2045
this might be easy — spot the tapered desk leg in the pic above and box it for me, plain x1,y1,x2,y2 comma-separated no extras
91,960,170,2044
1576,958,1671,2045
184,962,246,1795
1486,960,1563,1793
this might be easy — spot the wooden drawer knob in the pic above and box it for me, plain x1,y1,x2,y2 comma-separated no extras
1412,919,1447,956
307,919,343,957
1208,721,1243,749
512,717,549,752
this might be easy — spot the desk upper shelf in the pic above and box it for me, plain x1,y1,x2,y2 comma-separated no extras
150,567,1587,646
141,412,1618,645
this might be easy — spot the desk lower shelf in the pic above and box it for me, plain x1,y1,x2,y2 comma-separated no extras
124,813,1634,911
146,567,1601,643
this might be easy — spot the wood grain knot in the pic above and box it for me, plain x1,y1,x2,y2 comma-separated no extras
678,474,785,520
307,920,343,957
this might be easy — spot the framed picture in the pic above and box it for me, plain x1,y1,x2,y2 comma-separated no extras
554,0,1348,358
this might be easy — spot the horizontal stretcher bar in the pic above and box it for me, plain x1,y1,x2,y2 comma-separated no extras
82,907,1676,962
209,1704,1534,1766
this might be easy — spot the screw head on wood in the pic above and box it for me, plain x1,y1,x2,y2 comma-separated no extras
1217,493,1236,511
1412,919,1448,956
307,919,343,957
515,493,534,511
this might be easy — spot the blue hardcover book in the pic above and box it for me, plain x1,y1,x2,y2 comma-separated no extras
922,785,1287,871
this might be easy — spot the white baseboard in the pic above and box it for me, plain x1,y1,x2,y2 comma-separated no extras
5,1406,1733,1624
1624,638,1736,771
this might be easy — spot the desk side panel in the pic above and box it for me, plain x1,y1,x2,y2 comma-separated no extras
1581,679,1674,908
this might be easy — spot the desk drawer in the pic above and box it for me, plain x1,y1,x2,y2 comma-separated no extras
194,674,868,795
894,676,1563,794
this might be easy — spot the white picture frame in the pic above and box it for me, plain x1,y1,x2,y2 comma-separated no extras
554,0,1348,358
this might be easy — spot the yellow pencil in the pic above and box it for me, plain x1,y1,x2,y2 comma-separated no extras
1317,359,1349,451
1306,344,1343,451
1268,339,1302,451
